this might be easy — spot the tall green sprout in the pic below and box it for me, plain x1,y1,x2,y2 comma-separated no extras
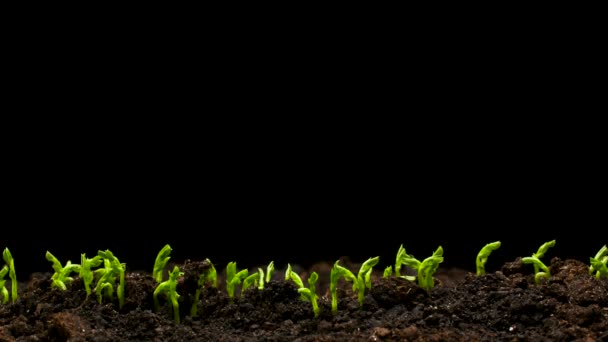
0,266,8,304
330,257,379,314
154,266,184,323
285,264,319,317
80,254,103,296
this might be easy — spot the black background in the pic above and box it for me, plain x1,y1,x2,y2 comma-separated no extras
2,13,606,278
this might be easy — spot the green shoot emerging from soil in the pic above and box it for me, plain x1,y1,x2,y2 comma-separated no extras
2,248,17,303
80,254,103,296
394,245,418,281
190,258,218,318
417,247,444,291
0,265,8,304
285,264,320,317
476,241,501,276
46,251,81,291
226,262,248,301
242,268,263,294
154,266,184,323
395,245,444,291
383,266,393,278
589,245,608,279
153,244,172,283
330,257,379,314
95,250,126,309
522,240,555,284
265,261,275,284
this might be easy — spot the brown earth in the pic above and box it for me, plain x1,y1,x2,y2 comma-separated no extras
1,257,607,341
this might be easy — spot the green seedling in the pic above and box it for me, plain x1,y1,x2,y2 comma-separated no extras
153,244,172,283
242,268,263,294
154,266,184,323
285,264,319,317
394,245,418,281
522,240,555,285
476,241,501,276
330,257,379,314
80,253,103,296
226,262,248,301
94,250,126,309
395,245,444,291
46,251,81,291
383,266,393,278
2,248,17,303
190,258,218,318
265,261,275,284
0,266,8,304
589,245,608,279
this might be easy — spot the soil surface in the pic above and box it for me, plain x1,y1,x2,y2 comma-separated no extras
1,257,607,341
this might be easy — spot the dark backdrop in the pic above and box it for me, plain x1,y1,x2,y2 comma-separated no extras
3,13,606,278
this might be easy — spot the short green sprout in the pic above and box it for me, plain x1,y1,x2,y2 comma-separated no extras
395,245,444,291
476,241,501,276
226,262,248,301
190,258,218,318
589,245,608,279
46,251,81,291
241,268,263,294
394,245,418,281
0,266,8,304
265,261,275,284
154,266,184,323
383,266,393,278
2,248,17,303
94,250,126,309
285,264,319,317
522,240,555,285
80,253,103,296
153,244,172,283
330,257,379,314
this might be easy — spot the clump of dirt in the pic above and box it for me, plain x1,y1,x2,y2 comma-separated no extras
1,257,607,341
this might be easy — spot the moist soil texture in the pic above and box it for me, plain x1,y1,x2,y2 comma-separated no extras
1,257,607,341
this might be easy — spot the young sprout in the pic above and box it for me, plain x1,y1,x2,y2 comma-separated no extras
329,257,379,314
46,251,81,291
417,247,444,291
154,266,184,324
2,248,17,303
0,266,8,304
394,245,418,281
80,253,103,296
226,262,248,301
285,264,319,317
94,250,126,309
153,244,172,283
190,258,217,318
589,256,608,280
522,240,555,285
589,245,608,279
383,266,393,278
476,241,501,276
395,245,444,291
241,269,262,294
265,261,275,284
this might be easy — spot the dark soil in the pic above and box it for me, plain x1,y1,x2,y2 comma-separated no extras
1,257,607,341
